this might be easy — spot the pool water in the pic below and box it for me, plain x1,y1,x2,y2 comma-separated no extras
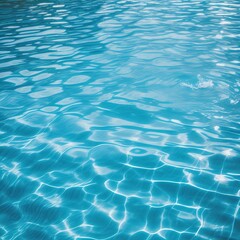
0,0,240,239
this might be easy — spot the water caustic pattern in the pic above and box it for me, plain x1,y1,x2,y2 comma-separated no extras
0,0,239,239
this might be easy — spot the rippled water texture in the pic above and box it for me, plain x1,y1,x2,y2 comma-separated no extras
0,0,240,239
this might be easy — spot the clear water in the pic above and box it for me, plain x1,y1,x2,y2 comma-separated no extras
0,0,240,239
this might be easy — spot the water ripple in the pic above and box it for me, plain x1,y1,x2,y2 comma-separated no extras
0,0,240,239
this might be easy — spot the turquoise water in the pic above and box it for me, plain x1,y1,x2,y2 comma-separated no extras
0,0,240,239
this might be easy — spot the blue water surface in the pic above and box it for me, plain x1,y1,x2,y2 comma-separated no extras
0,0,240,239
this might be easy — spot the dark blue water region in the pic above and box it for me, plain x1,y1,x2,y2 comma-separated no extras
0,0,240,239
